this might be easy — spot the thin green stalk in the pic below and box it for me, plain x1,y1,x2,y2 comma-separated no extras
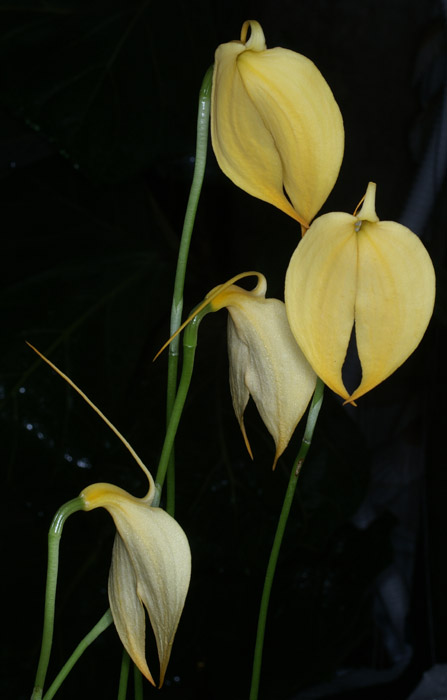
165,64,213,516
156,307,209,491
117,649,131,700
249,378,325,700
133,664,144,700
42,610,113,700
31,498,85,700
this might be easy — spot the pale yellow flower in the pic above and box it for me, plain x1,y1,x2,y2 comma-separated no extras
27,344,191,688
206,274,316,467
81,481,191,688
285,182,436,402
211,19,344,227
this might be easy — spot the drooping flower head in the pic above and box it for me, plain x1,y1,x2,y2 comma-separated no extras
285,183,436,402
27,345,191,688
81,481,191,688
208,274,317,467
158,274,316,468
211,20,344,227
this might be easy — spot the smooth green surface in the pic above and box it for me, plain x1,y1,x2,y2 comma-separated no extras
117,649,131,700
133,664,144,700
42,610,113,700
31,498,85,700
156,306,210,490
165,65,213,516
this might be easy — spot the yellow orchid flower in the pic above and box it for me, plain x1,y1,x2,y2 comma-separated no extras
284,182,436,403
156,273,316,468
27,345,191,688
81,481,190,688
211,19,344,228
205,274,317,468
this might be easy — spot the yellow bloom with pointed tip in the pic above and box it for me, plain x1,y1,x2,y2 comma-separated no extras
208,274,317,468
285,182,436,402
211,20,344,227
81,482,191,688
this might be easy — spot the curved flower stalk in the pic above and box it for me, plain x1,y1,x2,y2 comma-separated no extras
211,20,344,227
285,182,436,403
27,345,191,689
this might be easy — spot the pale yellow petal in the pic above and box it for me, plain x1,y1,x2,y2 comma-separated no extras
225,319,253,459
238,45,344,224
350,218,436,401
109,534,155,685
212,33,300,222
285,212,357,400
211,20,344,226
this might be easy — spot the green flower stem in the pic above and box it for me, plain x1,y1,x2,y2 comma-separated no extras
156,307,209,492
249,378,325,700
133,664,143,700
42,610,113,700
117,649,131,700
165,64,213,516
31,497,85,700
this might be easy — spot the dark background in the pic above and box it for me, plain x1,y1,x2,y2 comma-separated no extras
1,1,446,698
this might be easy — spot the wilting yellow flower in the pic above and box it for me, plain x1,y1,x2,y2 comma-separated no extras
81,481,191,688
211,19,344,227
285,182,436,403
207,273,316,467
